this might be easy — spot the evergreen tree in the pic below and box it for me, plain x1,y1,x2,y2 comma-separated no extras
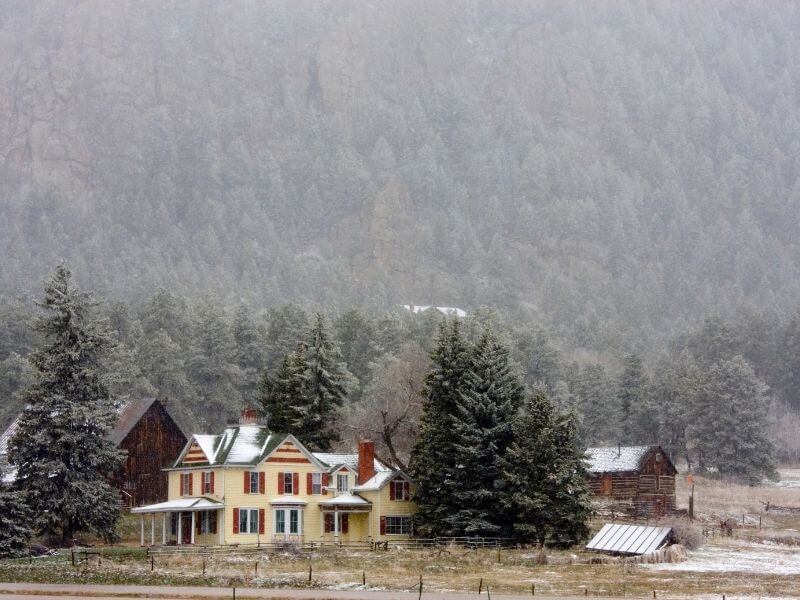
618,353,656,443
689,355,776,483
8,266,123,542
0,485,31,558
258,345,310,434
445,332,524,536
574,364,619,444
500,391,591,546
300,313,353,450
410,319,472,537
232,304,265,404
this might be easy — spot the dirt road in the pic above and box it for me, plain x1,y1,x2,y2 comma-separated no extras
0,583,636,600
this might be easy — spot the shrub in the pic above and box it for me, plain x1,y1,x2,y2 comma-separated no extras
658,517,703,550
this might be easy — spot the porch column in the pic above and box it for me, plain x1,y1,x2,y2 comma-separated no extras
140,515,145,546
162,513,167,545
367,510,372,539
151,514,155,546
320,511,324,537
218,509,224,545
334,507,339,539
190,511,196,544
177,512,182,545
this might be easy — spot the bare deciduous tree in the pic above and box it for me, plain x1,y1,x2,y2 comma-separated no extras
338,344,429,472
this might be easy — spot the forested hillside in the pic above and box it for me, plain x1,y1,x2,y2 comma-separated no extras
2,1,800,344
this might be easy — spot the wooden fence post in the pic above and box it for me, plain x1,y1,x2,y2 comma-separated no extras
308,564,312,583
478,577,483,594
418,575,423,600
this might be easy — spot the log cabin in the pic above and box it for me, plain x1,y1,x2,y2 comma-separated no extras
0,397,187,507
586,445,677,519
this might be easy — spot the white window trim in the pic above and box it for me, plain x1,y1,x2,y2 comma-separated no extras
203,472,212,494
248,471,259,494
283,472,294,495
337,473,349,492
238,507,259,534
385,515,413,535
311,472,322,495
273,507,303,536
181,473,191,496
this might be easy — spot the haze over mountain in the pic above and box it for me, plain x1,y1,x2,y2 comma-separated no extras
2,0,800,343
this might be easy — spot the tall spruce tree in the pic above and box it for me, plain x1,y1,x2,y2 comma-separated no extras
410,319,472,536
500,391,591,546
689,355,776,483
301,313,353,450
9,266,123,542
259,345,310,434
618,353,656,443
445,332,524,536
0,485,31,558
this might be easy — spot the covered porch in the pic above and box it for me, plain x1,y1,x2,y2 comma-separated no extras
131,497,224,546
318,493,372,542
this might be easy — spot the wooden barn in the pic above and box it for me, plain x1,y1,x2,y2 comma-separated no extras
0,397,187,507
586,445,677,519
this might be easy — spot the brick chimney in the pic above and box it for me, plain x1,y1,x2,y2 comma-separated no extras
358,440,376,485
240,407,260,425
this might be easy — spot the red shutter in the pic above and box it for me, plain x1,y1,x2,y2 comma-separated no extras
322,473,329,495
342,513,349,534
188,473,193,496
278,472,284,494
380,516,386,535
307,473,313,494
210,472,215,495
258,509,265,534
403,481,410,501
233,508,240,534
389,481,395,501
244,472,249,494
180,474,184,496
324,513,333,533
293,472,299,495
259,472,266,494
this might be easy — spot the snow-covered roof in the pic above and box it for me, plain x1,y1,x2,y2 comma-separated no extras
313,452,388,474
0,417,20,457
401,304,467,318
318,492,371,506
586,446,654,473
352,470,397,492
131,497,224,513
269,496,308,505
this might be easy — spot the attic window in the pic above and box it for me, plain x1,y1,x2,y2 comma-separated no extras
655,454,662,462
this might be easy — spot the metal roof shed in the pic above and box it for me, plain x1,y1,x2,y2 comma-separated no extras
586,524,672,555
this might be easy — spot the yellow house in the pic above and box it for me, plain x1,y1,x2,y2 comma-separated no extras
131,410,415,546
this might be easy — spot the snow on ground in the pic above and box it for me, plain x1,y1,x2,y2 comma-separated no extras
643,540,800,575
766,468,800,489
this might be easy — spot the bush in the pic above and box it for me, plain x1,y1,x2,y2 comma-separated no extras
658,517,703,550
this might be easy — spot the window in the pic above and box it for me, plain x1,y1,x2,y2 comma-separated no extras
385,516,412,535
390,479,410,501
238,508,259,534
199,511,217,534
311,473,322,495
337,473,349,492
170,513,178,535
248,471,259,494
181,473,192,496
283,472,294,495
274,508,302,534
203,472,213,494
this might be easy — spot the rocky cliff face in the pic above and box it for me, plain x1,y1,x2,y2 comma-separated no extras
2,1,800,340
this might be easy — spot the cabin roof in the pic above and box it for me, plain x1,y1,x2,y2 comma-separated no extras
586,445,655,473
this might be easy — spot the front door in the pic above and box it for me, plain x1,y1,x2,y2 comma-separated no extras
601,473,613,495
181,513,192,544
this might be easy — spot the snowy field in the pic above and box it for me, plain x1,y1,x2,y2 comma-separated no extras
643,539,800,576
767,468,800,489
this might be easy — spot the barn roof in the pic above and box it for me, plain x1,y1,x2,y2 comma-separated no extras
586,445,655,473
586,523,672,555
1,398,186,456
